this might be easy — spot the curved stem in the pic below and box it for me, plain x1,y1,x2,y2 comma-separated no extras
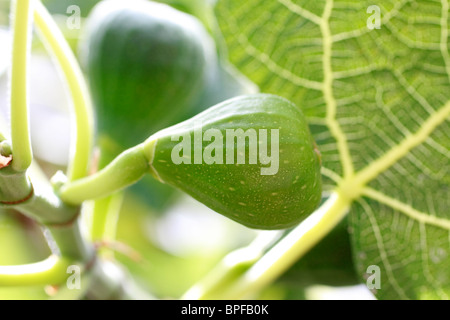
0,167,78,225
90,193,124,259
0,166,32,204
59,144,150,205
10,0,33,172
182,230,282,299
199,191,351,299
33,1,94,182
48,218,94,262
83,259,154,300
0,254,75,287
49,267,92,300
91,193,124,241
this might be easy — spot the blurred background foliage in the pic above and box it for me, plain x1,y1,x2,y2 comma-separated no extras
0,0,373,300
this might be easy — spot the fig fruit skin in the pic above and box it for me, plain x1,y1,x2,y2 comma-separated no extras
146,94,322,230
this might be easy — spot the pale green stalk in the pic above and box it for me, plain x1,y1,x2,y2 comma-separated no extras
49,269,92,300
10,0,33,172
91,193,124,241
90,193,125,258
33,1,94,182
0,255,75,286
195,192,350,299
182,230,282,299
48,218,94,262
59,144,150,205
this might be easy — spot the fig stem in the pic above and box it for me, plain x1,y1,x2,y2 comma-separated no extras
9,0,33,173
190,192,350,299
90,192,125,258
0,254,75,287
182,230,283,299
59,144,150,205
34,1,94,182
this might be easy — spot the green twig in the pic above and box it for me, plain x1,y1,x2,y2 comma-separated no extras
0,166,32,204
10,0,33,172
49,268,92,300
0,254,75,287
0,169,89,262
90,193,124,258
59,144,150,205
33,1,94,182
47,218,94,262
0,167,79,226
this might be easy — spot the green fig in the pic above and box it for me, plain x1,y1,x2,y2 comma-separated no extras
82,0,215,152
80,0,218,208
146,94,322,229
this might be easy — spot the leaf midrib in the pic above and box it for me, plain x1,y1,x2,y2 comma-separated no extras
362,187,450,230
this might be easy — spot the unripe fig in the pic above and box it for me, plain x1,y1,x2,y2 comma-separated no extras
81,0,215,157
81,0,219,208
145,94,322,229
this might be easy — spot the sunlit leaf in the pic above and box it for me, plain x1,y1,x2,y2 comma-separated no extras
216,0,450,299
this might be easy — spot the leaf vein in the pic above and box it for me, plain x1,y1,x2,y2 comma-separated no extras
358,198,409,299
363,187,450,231
236,33,323,91
331,0,411,43
393,69,435,115
440,0,450,84
419,223,449,299
354,100,450,187
384,20,441,51
321,0,354,178
277,0,322,25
